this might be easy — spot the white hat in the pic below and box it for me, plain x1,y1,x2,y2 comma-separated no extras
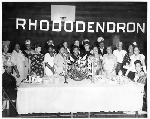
97,37,104,43
3,61,14,67
25,39,31,45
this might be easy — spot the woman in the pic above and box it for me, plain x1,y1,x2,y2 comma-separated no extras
44,45,55,76
81,39,91,57
122,44,134,75
125,46,146,78
11,43,25,86
103,46,117,78
24,39,34,77
28,43,44,77
134,60,146,84
70,45,80,64
2,41,11,73
88,45,103,76
54,45,66,75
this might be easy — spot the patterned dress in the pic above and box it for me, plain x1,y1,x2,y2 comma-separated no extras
28,53,44,76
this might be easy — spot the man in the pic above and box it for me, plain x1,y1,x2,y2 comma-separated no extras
97,37,107,56
2,61,17,117
113,41,127,75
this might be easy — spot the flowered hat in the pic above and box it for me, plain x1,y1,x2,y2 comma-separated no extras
3,61,14,67
25,39,31,45
97,37,104,43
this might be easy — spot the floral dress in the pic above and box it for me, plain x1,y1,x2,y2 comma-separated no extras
28,53,44,76
2,52,11,73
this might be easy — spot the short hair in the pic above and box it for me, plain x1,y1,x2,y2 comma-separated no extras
73,45,79,50
34,43,42,49
92,45,98,49
106,45,112,50
47,45,54,50
134,60,142,66
58,45,64,51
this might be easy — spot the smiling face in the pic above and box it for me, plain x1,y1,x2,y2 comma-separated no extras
25,44,31,50
135,62,142,72
73,47,79,55
134,47,140,55
106,46,112,54
47,40,53,45
15,44,20,52
84,44,90,51
128,45,133,53
3,45,9,53
93,46,98,55
74,40,79,47
59,47,65,55
99,42,104,49
63,42,68,48
35,47,41,53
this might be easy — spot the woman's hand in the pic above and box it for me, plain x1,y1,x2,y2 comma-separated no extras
16,73,20,78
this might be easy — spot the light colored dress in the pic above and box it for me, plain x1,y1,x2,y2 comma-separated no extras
2,52,11,73
44,53,54,76
103,54,117,76
11,50,25,86
54,54,65,75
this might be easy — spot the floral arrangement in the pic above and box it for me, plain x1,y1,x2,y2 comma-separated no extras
68,58,89,81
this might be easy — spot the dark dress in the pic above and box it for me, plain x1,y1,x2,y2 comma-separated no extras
28,53,44,76
98,47,107,56
2,72,17,100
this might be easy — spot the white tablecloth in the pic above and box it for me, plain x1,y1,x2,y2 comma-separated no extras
17,79,144,114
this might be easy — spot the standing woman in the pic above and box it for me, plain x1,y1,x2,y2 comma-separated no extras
28,43,44,77
2,41,11,73
11,43,25,86
44,45,55,76
122,43,134,78
88,45,103,75
103,46,117,78
54,45,66,75
24,39,34,77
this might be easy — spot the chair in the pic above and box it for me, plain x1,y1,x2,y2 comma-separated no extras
2,88,17,116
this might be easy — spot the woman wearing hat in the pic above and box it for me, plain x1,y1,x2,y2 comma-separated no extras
2,60,17,116
28,43,44,77
24,39,34,77
81,39,92,58
2,41,11,73
97,37,107,56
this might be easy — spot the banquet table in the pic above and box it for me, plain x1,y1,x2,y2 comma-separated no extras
16,78,144,117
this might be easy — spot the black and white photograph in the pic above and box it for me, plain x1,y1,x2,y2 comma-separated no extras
1,1,148,118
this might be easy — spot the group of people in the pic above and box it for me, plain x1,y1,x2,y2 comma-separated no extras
2,37,147,116
2,37,147,86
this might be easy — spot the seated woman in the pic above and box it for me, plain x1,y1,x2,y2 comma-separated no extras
2,61,17,116
125,45,146,80
28,43,44,77
103,45,117,78
54,45,66,75
88,45,103,76
43,45,55,76
134,60,146,84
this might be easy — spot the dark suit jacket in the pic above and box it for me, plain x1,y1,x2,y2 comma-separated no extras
98,47,107,56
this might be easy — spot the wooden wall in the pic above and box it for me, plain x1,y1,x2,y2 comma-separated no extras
2,2,147,53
